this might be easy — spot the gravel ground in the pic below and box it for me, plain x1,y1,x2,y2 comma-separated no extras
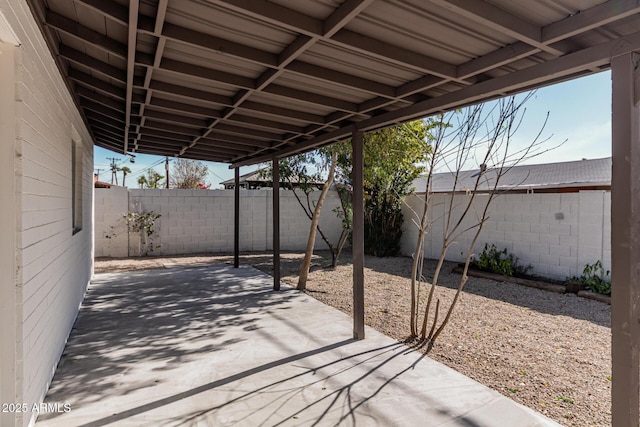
95,251,612,427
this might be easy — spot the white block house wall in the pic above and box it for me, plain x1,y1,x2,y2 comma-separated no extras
0,1,94,426
401,191,611,280
95,188,344,257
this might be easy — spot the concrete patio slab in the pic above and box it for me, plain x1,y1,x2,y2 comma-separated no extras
36,265,561,427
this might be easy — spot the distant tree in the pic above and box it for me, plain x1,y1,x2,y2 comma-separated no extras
143,170,164,189
120,166,131,187
137,175,147,189
171,158,209,189
265,120,432,290
334,120,433,256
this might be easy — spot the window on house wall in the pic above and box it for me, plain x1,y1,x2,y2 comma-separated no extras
72,137,83,234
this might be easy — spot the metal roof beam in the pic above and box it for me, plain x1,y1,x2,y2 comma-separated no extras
142,109,209,128
457,42,537,80
75,85,124,112
198,137,266,152
84,109,129,129
68,68,127,100
147,22,279,68
90,119,126,136
149,97,222,118
323,0,376,37
239,101,327,125
214,123,286,141
331,29,457,79
93,131,124,146
143,119,201,136
75,0,128,25
180,143,249,156
147,80,232,106
203,132,273,148
286,60,397,99
263,84,361,114
124,0,140,153
59,45,127,83
357,30,640,132
209,0,322,36
81,98,126,121
45,10,127,58
429,0,563,56
225,114,306,134
147,82,327,125
543,0,640,44
136,127,193,142
456,0,640,79
91,123,125,140
233,30,640,167
212,0,463,83
160,58,254,89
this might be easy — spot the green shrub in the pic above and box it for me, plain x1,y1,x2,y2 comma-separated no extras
569,261,611,295
472,243,532,277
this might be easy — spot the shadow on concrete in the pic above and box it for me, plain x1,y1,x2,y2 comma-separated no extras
41,265,297,414
39,263,554,427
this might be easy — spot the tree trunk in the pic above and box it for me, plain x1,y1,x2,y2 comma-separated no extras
297,151,338,290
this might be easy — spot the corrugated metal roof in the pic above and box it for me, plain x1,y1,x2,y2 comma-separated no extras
413,157,612,193
24,0,640,166
219,167,323,186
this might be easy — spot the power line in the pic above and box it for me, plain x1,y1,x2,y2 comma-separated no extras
128,158,165,180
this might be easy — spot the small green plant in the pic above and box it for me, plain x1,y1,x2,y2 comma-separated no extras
472,243,532,277
125,211,161,237
557,396,574,404
124,210,161,256
568,261,611,295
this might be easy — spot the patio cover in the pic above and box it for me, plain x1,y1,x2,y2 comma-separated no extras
23,1,640,426
24,0,640,166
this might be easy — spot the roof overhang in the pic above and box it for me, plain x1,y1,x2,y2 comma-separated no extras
25,0,640,167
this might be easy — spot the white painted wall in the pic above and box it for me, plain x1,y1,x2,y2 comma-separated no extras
0,1,94,425
95,188,345,257
401,191,611,280
0,39,20,427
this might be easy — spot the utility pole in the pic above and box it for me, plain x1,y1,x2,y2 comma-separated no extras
106,157,120,184
165,156,170,188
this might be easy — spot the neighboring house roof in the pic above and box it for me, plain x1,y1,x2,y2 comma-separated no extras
94,181,114,188
220,167,323,188
94,174,114,188
413,157,612,194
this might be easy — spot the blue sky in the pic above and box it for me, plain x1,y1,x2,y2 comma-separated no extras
94,71,612,188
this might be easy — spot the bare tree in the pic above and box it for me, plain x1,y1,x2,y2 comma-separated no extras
297,150,338,290
407,94,559,345
262,149,350,290
171,158,209,189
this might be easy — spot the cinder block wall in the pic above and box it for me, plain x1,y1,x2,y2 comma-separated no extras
94,186,129,257
95,188,344,256
401,190,611,280
1,1,94,425
96,188,612,281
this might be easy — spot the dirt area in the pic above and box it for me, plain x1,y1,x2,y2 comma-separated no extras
95,251,611,427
